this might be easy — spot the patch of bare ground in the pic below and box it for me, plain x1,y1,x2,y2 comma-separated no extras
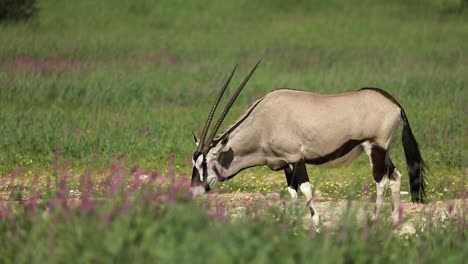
199,192,466,235
2,186,465,236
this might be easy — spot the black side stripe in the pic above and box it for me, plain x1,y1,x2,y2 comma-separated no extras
304,139,369,165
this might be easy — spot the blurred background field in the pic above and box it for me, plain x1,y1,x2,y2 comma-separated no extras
0,0,467,198
1,1,468,263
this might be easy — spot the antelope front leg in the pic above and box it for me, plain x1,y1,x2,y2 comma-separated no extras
284,165,298,202
295,161,320,226
373,176,389,221
285,161,320,226
389,169,402,224
299,182,320,226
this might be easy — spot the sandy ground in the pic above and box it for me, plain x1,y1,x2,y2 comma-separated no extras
1,187,465,235
201,192,466,235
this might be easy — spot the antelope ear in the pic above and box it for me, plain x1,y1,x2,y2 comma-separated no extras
192,132,200,146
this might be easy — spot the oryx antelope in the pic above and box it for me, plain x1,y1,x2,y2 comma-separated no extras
191,62,426,224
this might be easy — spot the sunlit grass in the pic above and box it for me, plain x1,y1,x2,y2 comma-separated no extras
0,1,467,262
1,158,467,263
0,0,466,225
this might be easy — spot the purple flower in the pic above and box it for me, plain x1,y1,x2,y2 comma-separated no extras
79,197,95,214
49,198,58,211
10,167,25,184
149,170,160,180
363,184,370,196
23,193,40,214
121,200,130,213
214,199,228,221
132,170,143,189
397,203,404,222
102,213,112,226
0,204,9,220
79,173,94,197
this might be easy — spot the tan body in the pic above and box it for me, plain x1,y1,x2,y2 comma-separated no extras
213,89,401,177
192,64,426,226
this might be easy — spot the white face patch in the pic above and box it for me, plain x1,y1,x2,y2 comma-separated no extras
193,152,219,188
194,155,205,181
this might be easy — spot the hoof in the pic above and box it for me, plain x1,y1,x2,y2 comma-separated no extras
310,208,320,226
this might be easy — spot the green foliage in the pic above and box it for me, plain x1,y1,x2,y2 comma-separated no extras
0,0,466,195
0,0,37,21
1,1,467,262
0,146,467,263
1,192,467,263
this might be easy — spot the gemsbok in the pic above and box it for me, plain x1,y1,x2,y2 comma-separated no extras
190,62,426,225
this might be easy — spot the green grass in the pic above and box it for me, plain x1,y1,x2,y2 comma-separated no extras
3,196,468,264
0,0,467,199
1,167,467,264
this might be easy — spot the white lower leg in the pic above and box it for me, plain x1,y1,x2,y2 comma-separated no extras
389,169,402,223
373,176,388,220
299,182,320,225
287,187,298,202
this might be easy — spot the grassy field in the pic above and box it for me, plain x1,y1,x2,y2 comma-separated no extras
1,163,467,263
0,0,467,262
1,0,466,197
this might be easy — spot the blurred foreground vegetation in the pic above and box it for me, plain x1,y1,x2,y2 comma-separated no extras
1,165,467,263
0,0,467,197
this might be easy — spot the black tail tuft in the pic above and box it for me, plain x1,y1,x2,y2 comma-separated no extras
401,110,426,203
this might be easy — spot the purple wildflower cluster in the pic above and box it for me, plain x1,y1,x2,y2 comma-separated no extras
3,56,82,75
0,148,254,227
0,151,198,225
138,53,179,65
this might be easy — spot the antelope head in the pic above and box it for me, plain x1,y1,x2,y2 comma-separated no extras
190,62,260,195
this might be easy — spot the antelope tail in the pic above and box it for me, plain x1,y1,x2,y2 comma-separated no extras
400,109,427,203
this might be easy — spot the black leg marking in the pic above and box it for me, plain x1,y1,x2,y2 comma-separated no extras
387,158,396,180
370,146,395,182
284,161,310,190
284,166,293,187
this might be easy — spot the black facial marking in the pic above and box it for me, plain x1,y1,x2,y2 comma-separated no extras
202,158,208,179
192,151,201,162
191,153,209,191
190,166,202,187
305,139,368,165
218,147,234,169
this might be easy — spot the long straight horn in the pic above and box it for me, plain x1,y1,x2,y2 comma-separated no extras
202,61,260,153
196,65,237,153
